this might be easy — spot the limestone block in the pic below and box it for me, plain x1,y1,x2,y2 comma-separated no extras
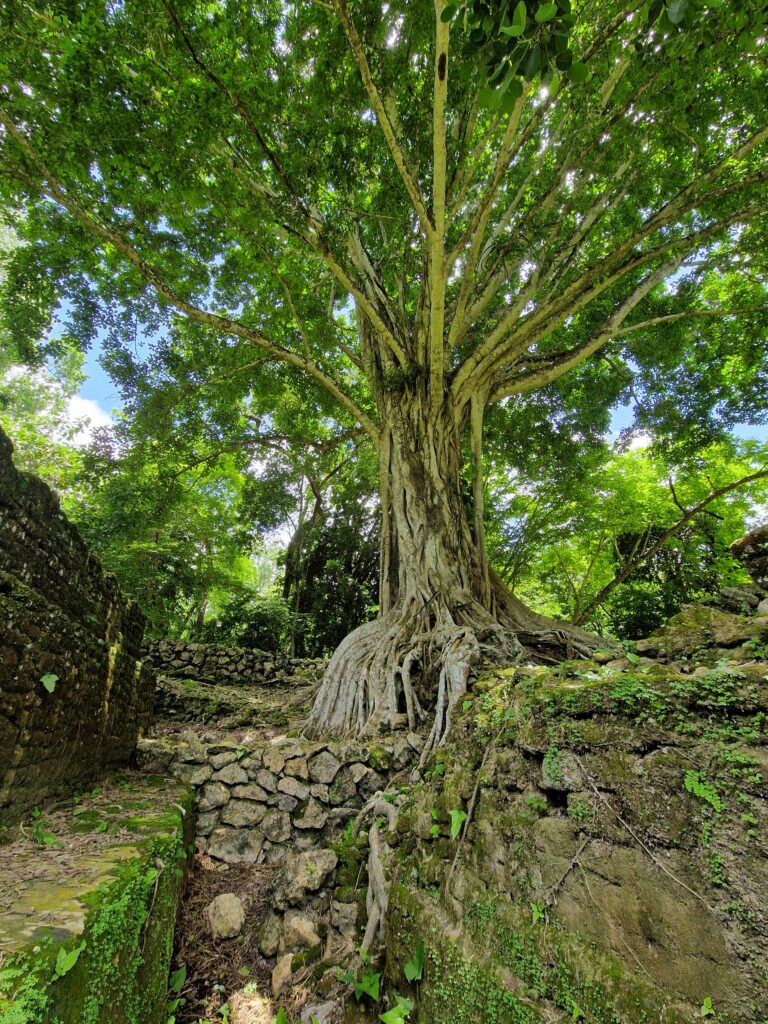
308,751,341,784
293,798,328,830
272,954,293,996
209,750,238,770
278,776,310,800
196,810,220,836
207,827,265,864
283,909,320,950
262,809,292,843
221,799,267,828
198,781,231,812
275,849,339,908
255,769,279,793
270,793,299,813
263,748,286,774
284,756,310,780
173,762,213,786
258,910,282,957
232,783,270,802
211,763,248,785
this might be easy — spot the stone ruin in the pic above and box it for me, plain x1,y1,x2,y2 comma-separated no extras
0,427,153,821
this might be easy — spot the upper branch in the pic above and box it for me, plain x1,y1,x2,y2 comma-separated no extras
0,110,378,439
334,0,433,236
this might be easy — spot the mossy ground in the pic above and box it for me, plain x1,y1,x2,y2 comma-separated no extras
0,775,194,1024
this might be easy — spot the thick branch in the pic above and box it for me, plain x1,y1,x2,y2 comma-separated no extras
429,0,450,408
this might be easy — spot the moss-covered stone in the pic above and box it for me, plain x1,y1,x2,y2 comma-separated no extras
382,659,767,1023
0,779,194,1024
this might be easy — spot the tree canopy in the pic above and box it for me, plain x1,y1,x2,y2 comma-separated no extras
1,0,766,739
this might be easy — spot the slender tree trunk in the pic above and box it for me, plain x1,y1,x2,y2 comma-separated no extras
306,381,597,747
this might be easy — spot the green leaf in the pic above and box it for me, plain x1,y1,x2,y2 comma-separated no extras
478,87,501,110
568,60,588,82
404,939,425,982
449,808,468,840
380,996,414,1023
440,3,458,23
666,0,688,24
357,970,380,1002
275,1009,289,1024
524,45,542,79
513,1,527,29
54,942,85,979
700,997,715,1017
169,965,186,993
40,673,58,693
429,824,440,838
535,3,558,23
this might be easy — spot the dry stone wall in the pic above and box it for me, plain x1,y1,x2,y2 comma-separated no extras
137,731,422,978
138,731,421,864
0,428,153,822
143,639,325,687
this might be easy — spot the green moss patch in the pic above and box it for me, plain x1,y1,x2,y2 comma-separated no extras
0,777,194,1024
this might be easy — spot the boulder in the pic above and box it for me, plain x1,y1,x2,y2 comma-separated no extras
205,893,245,939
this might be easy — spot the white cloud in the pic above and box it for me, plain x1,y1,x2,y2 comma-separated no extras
67,395,113,446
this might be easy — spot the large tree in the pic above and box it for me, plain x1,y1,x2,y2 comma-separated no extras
1,0,766,746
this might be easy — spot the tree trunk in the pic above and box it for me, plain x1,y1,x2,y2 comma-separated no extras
306,382,598,748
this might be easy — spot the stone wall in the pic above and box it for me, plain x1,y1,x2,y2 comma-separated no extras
0,428,153,822
143,639,325,688
137,730,421,987
139,731,419,865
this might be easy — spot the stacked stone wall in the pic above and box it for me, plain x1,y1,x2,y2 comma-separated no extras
143,639,325,687
0,428,153,821
139,731,420,864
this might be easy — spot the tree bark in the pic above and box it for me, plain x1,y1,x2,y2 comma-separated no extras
306,381,598,746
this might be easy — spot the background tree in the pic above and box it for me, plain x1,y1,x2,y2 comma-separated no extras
1,0,766,745
486,440,768,636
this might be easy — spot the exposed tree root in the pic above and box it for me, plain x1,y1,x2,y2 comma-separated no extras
305,580,599,746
